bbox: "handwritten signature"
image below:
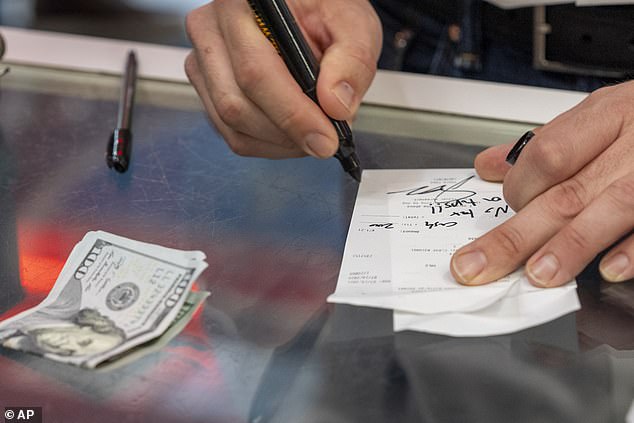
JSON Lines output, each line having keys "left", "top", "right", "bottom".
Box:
{"left": 369, "top": 223, "right": 394, "bottom": 229}
{"left": 386, "top": 175, "right": 477, "bottom": 204}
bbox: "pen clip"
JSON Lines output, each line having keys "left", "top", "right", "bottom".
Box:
{"left": 247, "top": 0, "right": 280, "bottom": 54}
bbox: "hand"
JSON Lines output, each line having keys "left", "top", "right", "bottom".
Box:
{"left": 185, "top": 0, "right": 382, "bottom": 158}
{"left": 451, "top": 81, "right": 634, "bottom": 287}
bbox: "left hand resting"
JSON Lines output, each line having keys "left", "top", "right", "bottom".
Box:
{"left": 451, "top": 81, "right": 634, "bottom": 287}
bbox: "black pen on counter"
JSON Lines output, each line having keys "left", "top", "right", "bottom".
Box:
{"left": 107, "top": 50, "right": 137, "bottom": 173}
{"left": 0, "top": 31, "right": 8, "bottom": 78}
{"left": 246, "top": 0, "right": 362, "bottom": 182}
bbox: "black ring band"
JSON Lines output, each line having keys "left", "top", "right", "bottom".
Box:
{"left": 506, "top": 130, "right": 535, "bottom": 165}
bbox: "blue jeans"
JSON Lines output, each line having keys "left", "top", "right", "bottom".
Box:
{"left": 373, "top": 2, "right": 616, "bottom": 92}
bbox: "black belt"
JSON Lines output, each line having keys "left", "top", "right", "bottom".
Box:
{"left": 372, "top": 0, "right": 634, "bottom": 77}
{"left": 535, "top": 5, "right": 634, "bottom": 77}
{"left": 485, "top": 4, "right": 634, "bottom": 76}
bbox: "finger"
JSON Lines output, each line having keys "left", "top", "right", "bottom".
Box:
{"left": 450, "top": 196, "right": 563, "bottom": 286}
{"left": 473, "top": 143, "right": 514, "bottom": 182}
{"left": 315, "top": 0, "right": 382, "bottom": 120}
{"left": 202, "top": 92, "right": 306, "bottom": 158}
{"left": 451, "top": 160, "right": 600, "bottom": 285}
{"left": 185, "top": 52, "right": 305, "bottom": 158}
{"left": 502, "top": 88, "right": 625, "bottom": 210}
{"left": 454, "top": 129, "right": 634, "bottom": 286}
{"left": 185, "top": 5, "right": 295, "bottom": 150}
{"left": 600, "top": 231, "right": 634, "bottom": 283}
{"left": 523, "top": 172, "right": 634, "bottom": 287}
{"left": 218, "top": 0, "right": 339, "bottom": 158}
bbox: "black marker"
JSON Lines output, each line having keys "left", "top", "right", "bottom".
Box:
{"left": 107, "top": 50, "right": 137, "bottom": 173}
{"left": 247, "top": 0, "right": 362, "bottom": 182}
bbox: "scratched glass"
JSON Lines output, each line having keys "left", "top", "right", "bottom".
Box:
{"left": 0, "top": 56, "right": 633, "bottom": 423}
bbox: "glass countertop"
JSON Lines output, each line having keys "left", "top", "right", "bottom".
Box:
{"left": 0, "top": 63, "right": 632, "bottom": 423}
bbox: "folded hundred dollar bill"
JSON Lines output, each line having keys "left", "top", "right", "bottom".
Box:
{"left": 0, "top": 231, "right": 208, "bottom": 368}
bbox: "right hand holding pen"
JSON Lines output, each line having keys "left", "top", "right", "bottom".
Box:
{"left": 185, "top": 0, "right": 382, "bottom": 159}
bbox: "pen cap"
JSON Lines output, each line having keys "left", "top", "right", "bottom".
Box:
{"left": 106, "top": 128, "right": 132, "bottom": 173}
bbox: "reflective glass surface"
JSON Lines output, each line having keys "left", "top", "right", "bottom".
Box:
{"left": 0, "top": 66, "right": 633, "bottom": 423}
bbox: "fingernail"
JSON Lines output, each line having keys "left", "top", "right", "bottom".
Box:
{"left": 305, "top": 133, "right": 335, "bottom": 158}
{"left": 332, "top": 81, "right": 355, "bottom": 111}
{"left": 452, "top": 250, "right": 487, "bottom": 284}
{"left": 600, "top": 253, "right": 630, "bottom": 282}
{"left": 527, "top": 253, "right": 559, "bottom": 287}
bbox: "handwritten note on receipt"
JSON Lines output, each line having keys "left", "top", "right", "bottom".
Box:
{"left": 328, "top": 169, "right": 580, "bottom": 336}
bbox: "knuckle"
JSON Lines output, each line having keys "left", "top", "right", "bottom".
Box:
{"left": 345, "top": 43, "right": 378, "bottom": 81}
{"left": 502, "top": 192, "right": 518, "bottom": 211}
{"left": 226, "top": 136, "right": 253, "bottom": 157}
{"left": 369, "top": 9, "right": 383, "bottom": 34}
{"left": 184, "top": 8, "right": 204, "bottom": 42}
{"left": 589, "top": 85, "right": 612, "bottom": 100}
{"left": 586, "top": 86, "right": 628, "bottom": 121}
{"left": 185, "top": 5, "right": 221, "bottom": 54}
{"left": 234, "top": 61, "right": 266, "bottom": 96}
{"left": 545, "top": 179, "right": 587, "bottom": 220}
{"left": 215, "top": 93, "right": 246, "bottom": 127}
{"left": 595, "top": 92, "right": 626, "bottom": 118}
{"left": 490, "top": 224, "right": 526, "bottom": 258}
{"left": 601, "top": 95, "right": 632, "bottom": 127}
{"left": 529, "top": 139, "right": 569, "bottom": 181}
{"left": 275, "top": 106, "right": 303, "bottom": 133}
{"left": 605, "top": 176, "right": 634, "bottom": 209}
{"left": 277, "top": 136, "right": 297, "bottom": 150}
{"left": 184, "top": 53, "right": 197, "bottom": 81}
{"left": 502, "top": 180, "right": 524, "bottom": 211}
{"left": 562, "top": 224, "right": 592, "bottom": 252}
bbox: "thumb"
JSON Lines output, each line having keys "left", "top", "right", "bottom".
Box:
{"left": 316, "top": 0, "right": 382, "bottom": 121}
{"left": 474, "top": 143, "right": 514, "bottom": 182}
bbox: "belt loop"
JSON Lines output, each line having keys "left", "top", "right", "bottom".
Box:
{"left": 454, "top": 0, "right": 483, "bottom": 73}
{"left": 390, "top": 28, "right": 415, "bottom": 71}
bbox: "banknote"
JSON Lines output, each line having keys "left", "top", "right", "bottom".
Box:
{"left": 0, "top": 231, "right": 208, "bottom": 368}
{"left": 96, "top": 290, "right": 210, "bottom": 371}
